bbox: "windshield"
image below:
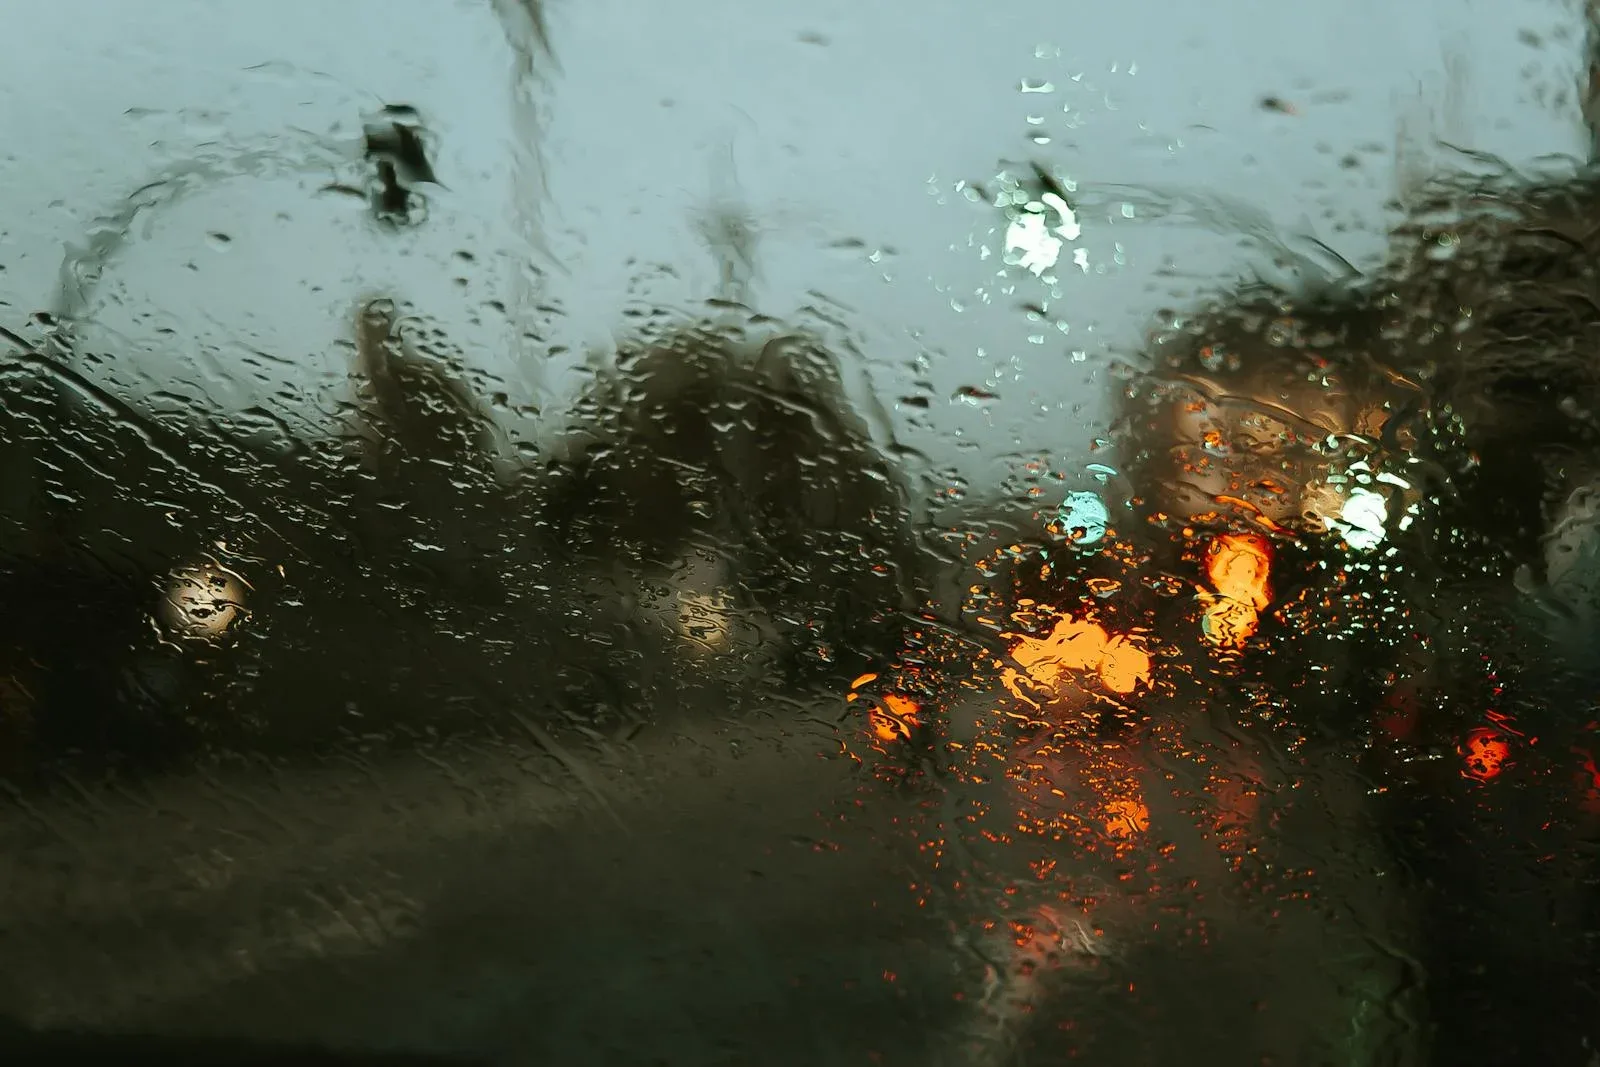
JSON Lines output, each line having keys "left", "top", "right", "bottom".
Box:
{"left": 1, "top": 2, "right": 1597, "bottom": 1065}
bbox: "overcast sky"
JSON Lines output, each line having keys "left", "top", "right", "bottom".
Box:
{"left": 0, "top": 0, "right": 1587, "bottom": 495}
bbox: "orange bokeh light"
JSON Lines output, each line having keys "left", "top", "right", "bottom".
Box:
{"left": 1199, "top": 533, "right": 1273, "bottom": 649}
{"left": 1001, "top": 612, "right": 1153, "bottom": 705}
{"left": 1460, "top": 727, "right": 1510, "bottom": 781}
{"left": 1204, "top": 533, "right": 1272, "bottom": 609}
{"left": 1102, "top": 796, "right": 1152, "bottom": 839}
{"left": 870, "top": 693, "right": 922, "bottom": 743}
{"left": 1199, "top": 595, "right": 1260, "bottom": 648}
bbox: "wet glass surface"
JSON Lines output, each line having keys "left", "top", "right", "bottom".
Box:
{"left": 2, "top": 2, "right": 1599, "bottom": 1064}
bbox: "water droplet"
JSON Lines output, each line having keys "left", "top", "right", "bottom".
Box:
{"left": 1052, "top": 490, "right": 1108, "bottom": 547}
{"left": 159, "top": 563, "right": 247, "bottom": 641}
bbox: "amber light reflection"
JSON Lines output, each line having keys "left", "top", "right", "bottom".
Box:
{"left": 1000, "top": 612, "right": 1152, "bottom": 707}
{"left": 847, "top": 673, "right": 924, "bottom": 745}
{"left": 857, "top": 531, "right": 1277, "bottom": 852}
{"left": 850, "top": 526, "right": 1296, "bottom": 1014}
{"left": 872, "top": 692, "right": 922, "bottom": 743}
{"left": 1198, "top": 533, "right": 1273, "bottom": 649}
{"left": 997, "top": 612, "right": 1159, "bottom": 847}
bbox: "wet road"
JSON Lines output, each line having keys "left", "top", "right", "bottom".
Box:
{"left": 0, "top": 709, "right": 965, "bottom": 1065}
{"left": 0, "top": 676, "right": 1436, "bottom": 1067}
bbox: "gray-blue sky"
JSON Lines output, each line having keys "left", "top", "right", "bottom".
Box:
{"left": 0, "top": 0, "right": 1585, "bottom": 492}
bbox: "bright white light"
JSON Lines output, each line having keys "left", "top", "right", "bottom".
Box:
{"left": 1054, "top": 490, "right": 1108, "bottom": 547}
{"left": 1004, "top": 192, "right": 1082, "bottom": 276}
{"left": 1329, "top": 488, "right": 1388, "bottom": 552}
